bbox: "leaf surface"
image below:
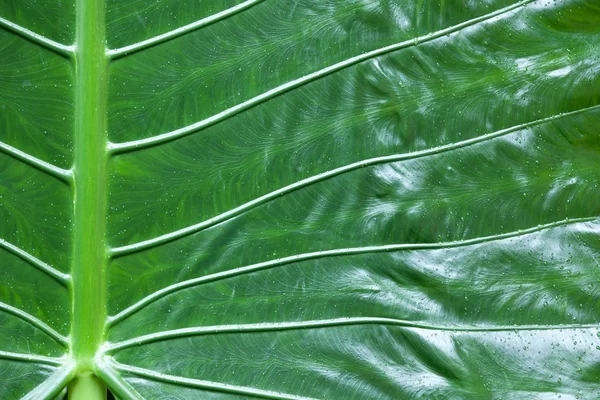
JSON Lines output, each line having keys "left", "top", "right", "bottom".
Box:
{"left": 1, "top": 0, "right": 600, "bottom": 398}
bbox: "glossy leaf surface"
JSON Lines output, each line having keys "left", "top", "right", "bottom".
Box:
{"left": 1, "top": 0, "right": 600, "bottom": 398}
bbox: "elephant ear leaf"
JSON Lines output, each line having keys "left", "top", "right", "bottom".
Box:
{"left": 1, "top": 0, "right": 600, "bottom": 399}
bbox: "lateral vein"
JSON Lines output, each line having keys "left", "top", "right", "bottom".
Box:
{"left": 106, "top": 216, "right": 597, "bottom": 326}
{"left": 0, "top": 302, "right": 69, "bottom": 346}
{"left": 108, "top": 359, "right": 317, "bottom": 400}
{"left": 21, "top": 361, "right": 76, "bottom": 400}
{"left": 108, "top": 0, "right": 535, "bottom": 153}
{"left": 107, "top": 0, "right": 266, "bottom": 60}
{"left": 106, "top": 318, "right": 600, "bottom": 352}
{"left": 0, "top": 140, "right": 73, "bottom": 184}
{"left": 94, "top": 357, "right": 144, "bottom": 400}
{"left": 0, "top": 238, "right": 70, "bottom": 285}
{"left": 0, "top": 16, "right": 74, "bottom": 57}
{"left": 109, "top": 104, "right": 600, "bottom": 258}
{"left": 0, "top": 350, "right": 64, "bottom": 366}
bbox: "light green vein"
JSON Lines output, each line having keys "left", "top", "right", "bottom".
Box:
{"left": 105, "top": 318, "right": 600, "bottom": 352}
{"left": 0, "top": 140, "right": 73, "bottom": 184}
{"left": 107, "top": 359, "right": 317, "bottom": 400}
{"left": 107, "top": 0, "right": 535, "bottom": 154}
{"left": 109, "top": 103, "right": 600, "bottom": 258}
{"left": 0, "top": 350, "right": 64, "bottom": 366}
{"left": 22, "top": 361, "right": 76, "bottom": 400}
{"left": 106, "top": 216, "right": 597, "bottom": 326}
{"left": 94, "top": 357, "right": 144, "bottom": 400}
{"left": 106, "top": 0, "right": 266, "bottom": 60}
{"left": 0, "top": 16, "right": 74, "bottom": 57}
{"left": 0, "top": 302, "right": 68, "bottom": 346}
{"left": 0, "top": 238, "right": 71, "bottom": 285}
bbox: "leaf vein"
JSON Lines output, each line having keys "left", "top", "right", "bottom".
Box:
{"left": 0, "top": 302, "right": 69, "bottom": 347}
{"left": 106, "top": 216, "right": 597, "bottom": 326}
{"left": 106, "top": 0, "right": 266, "bottom": 60}
{"left": 0, "top": 140, "right": 73, "bottom": 184}
{"left": 95, "top": 358, "right": 144, "bottom": 400}
{"left": 107, "top": 0, "right": 535, "bottom": 153}
{"left": 106, "top": 318, "right": 600, "bottom": 352}
{"left": 109, "top": 104, "right": 600, "bottom": 258}
{"left": 0, "top": 16, "right": 74, "bottom": 57}
{"left": 107, "top": 359, "right": 317, "bottom": 400}
{"left": 21, "top": 362, "right": 76, "bottom": 400}
{"left": 0, "top": 350, "right": 64, "bottom": 366}
{"left": 0, "top": 238, "right": 71, "bottom": 285}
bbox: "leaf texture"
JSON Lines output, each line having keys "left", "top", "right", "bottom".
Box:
{"left": 1, "top": 0, "right": 600, "bottom": 398}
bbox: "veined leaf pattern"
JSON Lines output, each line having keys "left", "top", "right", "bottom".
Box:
{"left": 1, "top": 0, "right": 599, "bottom": 398}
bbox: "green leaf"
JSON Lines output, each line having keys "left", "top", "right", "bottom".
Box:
{"left": 1, "top": 0, "right": 600, "bottom": 398}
